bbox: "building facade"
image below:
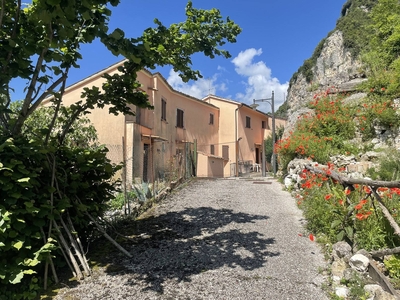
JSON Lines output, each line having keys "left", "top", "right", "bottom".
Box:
{"left": 50, "top": 61, "right": 286, "bottom": 183}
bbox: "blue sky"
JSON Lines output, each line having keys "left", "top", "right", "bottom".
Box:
{"left": 12, "top": 0, "right": 347, "bottom": 112}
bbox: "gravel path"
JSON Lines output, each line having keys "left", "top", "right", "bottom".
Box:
{"left": 55, "top": 178, "right": 328, "bottom": 300}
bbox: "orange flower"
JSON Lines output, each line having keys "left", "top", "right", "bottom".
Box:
{"left": 309, "top": 234, "right": 315, "bottom": 241}
{"left": 363, "top": 186, "right": 371, "bottom": 194}
{"left": 356, "top": 213, "right": 364, "bottom": 220}
{"left": 339, "top": 199, "right": 344, "bottom": 205}
{"left": 355, "top": 204, "right": 363, "bottom": 210}
{"left": 356, "top": 212, "right": 372, "bottom": 220}
{"left": 390, "top": 188, "right": 400, "bottom": 195}
{"left": 345, "top": 188, "right": 351, "bottom": 196}
{"left": 355, "top": 199, "right": 367, "bottom": 210}
{"left": 325, "top": 194, "right": 332, "bottom": 200}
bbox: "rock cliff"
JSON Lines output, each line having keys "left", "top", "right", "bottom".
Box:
{"left": 287, "top": 30, "right": 364, "bottom": 116}
{"left": 284, "top": 0, "right": 377, "bottom": 137}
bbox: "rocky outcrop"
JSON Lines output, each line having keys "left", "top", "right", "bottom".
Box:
{"left": 284, "top": 30, "right": 365, "bottom": 140}
{"left": 329, "top": 241, "right": 399, "bottom": 300}
{"left": 287, "top": 31, "right": 364, "bottom": 115}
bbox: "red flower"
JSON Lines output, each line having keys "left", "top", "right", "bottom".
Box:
{"left": 356, "top": 211, "right": 372, "bottom": 220}
{"left": 355, "top": 204, "right": 363, "bottom": 210}
{"left": 325, "top": 194, "right": 332, "bottom": 200}
{"left": 309, "top": 234, "right": 315, "bottom": 242}
{"left": 345, "top": 188, "right": 351, "bottom": 196}
{"left": 356, "top": 213, "right": 364, "bottom": 220}
{"left": 390, "top": 188, "right": 400, "bottom": 195}
{"left": 363, "top": 186, "right": 372, "bottom": 194}
{"left": 339, "top": 199, "right": 344, "bottom": 206}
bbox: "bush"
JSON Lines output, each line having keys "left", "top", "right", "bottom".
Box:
{"left": 0, "top": 137, "right": 119, "bottom": 298}
{"left": 276, "top": 93, "right": 356, "bottom": 171}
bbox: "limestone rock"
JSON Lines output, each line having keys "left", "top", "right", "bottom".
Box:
{"left": 365, "top": 284, "right": 398, "bottom": 300}
{"left": 335, "top": 286, "right": 350, "bottom": 298}
{"left": 332, "top": 241, "right": 352, "bottom": 260}
{"left": 349, "top": 254, "right": 370, "bottom": 273}
{"left": 331, "top": 259, "right": 348, "bottom": 282}
{"left": 375, "top": 289, "right": 398, "bottom": 300}
{"left": 286, "top": 30, "right": 363, "bottom": 117}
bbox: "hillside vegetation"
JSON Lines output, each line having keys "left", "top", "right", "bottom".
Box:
{"left": 290, "top": 0, "right": 376, "bottom": 87}
{"left": 278, "top": 0, "right": 400, "bottom": 292}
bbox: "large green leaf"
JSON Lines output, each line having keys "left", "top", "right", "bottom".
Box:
{"left": 12, "top": 241, "right": 24, "bottom": 250}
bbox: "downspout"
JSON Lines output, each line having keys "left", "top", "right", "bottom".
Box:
{"left": 235, "top": 104, "right": 243, "bottom": 177}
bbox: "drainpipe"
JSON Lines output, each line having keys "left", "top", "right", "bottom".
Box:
{"left": 235, "top": 104, "right": 243, "bottom": 177}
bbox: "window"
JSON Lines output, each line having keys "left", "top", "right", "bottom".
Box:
{"left": 222, "top": 145, "right": 229, "bottom": 160}
{"left": 210, "top": 145, "right": 215, "bottom": 155}
{"left": 209, "top": 113, "right": 214, "bottom": 125}
{"left": 176, "top": 109, "right": 184, "bottom": 128}
{"left": 246, "top": 116, "right": 251, "bottom": 128}
{"left": 262, "top": 120, "right": 266, "bottom": 129}
{"left": 161, "top": 99, "right": 167, "bottom": 121}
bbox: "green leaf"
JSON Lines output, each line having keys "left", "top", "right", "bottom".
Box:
{"left": 17, "top": 177, "right": 30, "bottom": 183}
{"left": 23, "top": 258, "right": 40, "bottom": 267}
{"left": 9, "top": 272, "right": 24, "bottom": 284}
{"left": 110, "top": 28, "right": 124, "bottom": 40}
{"left": 82, "top": 11, "right": 92, "bottom": 21}
{"left": 129, "top": 55, "right": 141, "bottom": 64}
{"left": 157, "top": 44, "right": 165, "bottom": 52}
{"left": 331, "top": 220, "right": 342, "bottom": 228}
{"left": 13, "top": 241, "right": 24, "bottom": 250}
{"left": 345, "top": 226, "right": 354, "bottom": 238}
{"left": 8, "top": 40, "right": 17, "bottom": 47}
{"left": 337, "top": 230, "right": 345, "bottom": 241}
{"left": 47, "top": 0, "right": 61, "bottom": 6}
{"left": 24, "top": 202, "right": 33, "bottom": 208}
{"left": 8, "top": 230, "right": 17, "bottom": 238}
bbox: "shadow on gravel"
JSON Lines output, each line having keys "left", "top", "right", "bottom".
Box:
{"left": 103, "top": 206, "right": 279, "bottom": 294}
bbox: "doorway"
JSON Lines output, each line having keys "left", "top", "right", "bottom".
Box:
{"left": 255, "top": 147, "right": 260, "bottom": 164}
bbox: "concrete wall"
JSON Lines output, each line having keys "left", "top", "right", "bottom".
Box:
{"left": 197, "top": 152, "right": 224, "bottom": 178}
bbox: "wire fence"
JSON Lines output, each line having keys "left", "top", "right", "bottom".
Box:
{"left": 104, "top": 140, "right": 195, "bottom": 215}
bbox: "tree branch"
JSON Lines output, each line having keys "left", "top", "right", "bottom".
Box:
{"left": 44, "top": 68, "right": 69, "bottom": 145}
{"left": 305, "top": 164, "right": 400, "bottom": 188}
{"left": 370, "top": 246, "right": 400, "bottom": 258}
{"left": 0, "top": 0, "right": 5, "bottom": 29}
{"left": 77, "top": 198, "right": 132, "bottom": 258}
{"left": 53, "top": 220, "right": 83, "bottom": 280}
{"left": 371, "top": 188, "right": 400, "bottom": 237}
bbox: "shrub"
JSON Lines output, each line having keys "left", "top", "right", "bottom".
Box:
{"left": 276, "top": 93, "right": 356, "bottom": 171}
{"left": 0, "top": 137, "right": 119, "bottom": 298}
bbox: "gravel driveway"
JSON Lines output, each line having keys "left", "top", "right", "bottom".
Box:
{"left": 55, "top": 178, "right": 328, "bottom": 300}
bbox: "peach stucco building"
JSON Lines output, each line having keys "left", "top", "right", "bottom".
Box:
{"left": 51, "top": 61, "right": 286, "bottom": 182}
{"left": 203, "top": 95, "right": 286, "bottom": 177}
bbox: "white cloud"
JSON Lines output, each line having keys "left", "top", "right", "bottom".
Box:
{"left": 217, "top": 65, "right": 226, "bottom": 72}
{"left": 232, "top": 48, "right": 289, "bottom": 112}
{"left": 166, "top": 69, "right": 224, "bottom": 99}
